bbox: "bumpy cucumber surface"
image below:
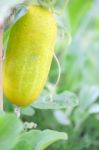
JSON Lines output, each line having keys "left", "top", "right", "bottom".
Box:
{"left": 3, "top": 5, "right": 57, "bottom": 106}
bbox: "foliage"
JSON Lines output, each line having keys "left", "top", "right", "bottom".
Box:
{"left": 0, "top": 113, "right": 67, "bottom": 150}
{"left": 0, "top": 0, "right": 99, "bottom": 150}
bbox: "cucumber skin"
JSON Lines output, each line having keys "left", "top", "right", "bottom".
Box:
{"left": 3, "top": 5, "right": 57, "bottom": 106}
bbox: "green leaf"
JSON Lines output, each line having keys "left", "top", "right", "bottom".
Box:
{"left": 3, "top": 95, "right": 14, "bottom": 112}
{"left": 32, "top": 90, "right": 78, "bottom": 109}
{"left": 79, "top": 85, "right": 99, "bottom": 109}
{"left": 21, "top": 107, "right": 35, "bottom": 116}
{"left": 0, "top": 0, "right": 24, "bottom": 7}
{"left": 0, "top": 0, "right": 25, "bottom": 22}
{"left": 89, "top": 103, "right": 99, "bottom": 114}
{"left": 68, "top": 0, "right": 93, "bottom": 34}
{"left": 73, "top": 85, "right": 99, "bottom": 127}
{"left": 0, "top": 110, "right": 5, "bottom": 115}
{"left": 12, "top": 129, "right": 68, "bottom": 150}
{"left": 0, "top": 113, "right": 23, "bottom": 150}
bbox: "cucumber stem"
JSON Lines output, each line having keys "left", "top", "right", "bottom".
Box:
{"left": 0, "top": 23, "right": 3, "bottom": 110}
{"left": 14, "top": 106, "right": 21, "bottom": 118}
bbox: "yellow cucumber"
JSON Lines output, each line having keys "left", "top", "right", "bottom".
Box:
{"left": 3, "top": 5, "right": 57, "bottom": 106}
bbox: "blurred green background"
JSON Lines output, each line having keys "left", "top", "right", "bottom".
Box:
{"left": 3, "top": 0, "right": 99, "bottom": 150}
{"left": 34, "top": 0, "right": 99, "bottom": 149}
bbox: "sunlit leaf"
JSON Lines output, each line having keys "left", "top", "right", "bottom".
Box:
{"left": 0, "top": 0, "right": 24, "bottom": 7}
{"left": 32, "top": 90, "right": 78, "bottom": 109}
{"left": 21, "top": 107, "right": 35, "bottom": 116}
{"left": 12, "top": 129, "right": 68, "bottom": 150}
{"left": 73, "top": 85, "right": 99, "bottom": 127}
{"left": 89, "top": 103, "right": 99, "bottom": 114}
{"left": 79, "top": 85, "right": 99, "bottom": 109}
{"left": 0, "top": 113, "right": 23, "bottom": 150}
{"left": 68, "top": 0, "right": 93, "bottom": 34}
